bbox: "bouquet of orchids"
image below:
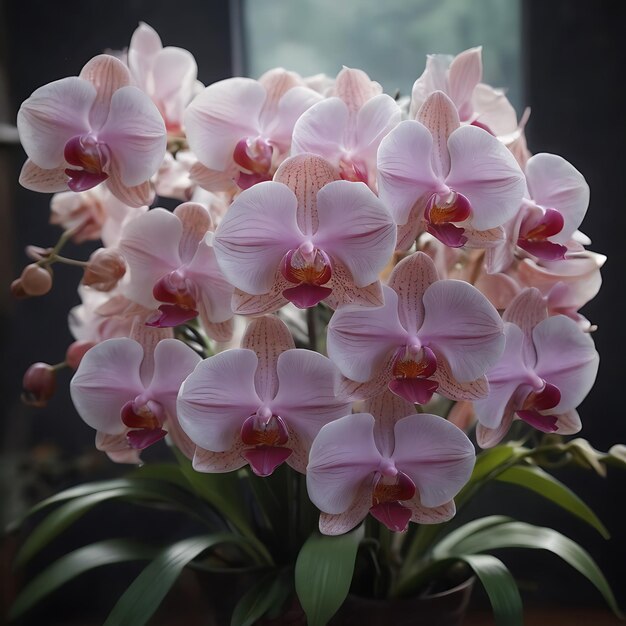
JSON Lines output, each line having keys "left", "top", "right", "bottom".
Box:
{"left": 9, "top": 23, "right": 626, "bottom": 626}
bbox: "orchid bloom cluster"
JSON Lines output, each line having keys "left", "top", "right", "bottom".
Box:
{"left": 14, "top": 25, "right": 602, "bottom": 537}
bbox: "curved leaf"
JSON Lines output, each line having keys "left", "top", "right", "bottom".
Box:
{"left": 450, "top": 521, "right": 623, "bottom": 618}
{"left": 9, "top": 540, "right": 155, "bottom": 620}
{"left": 460, "top": 554, "right": 523, "bottom": 626}
{"left": 496, "top": 465, "right": 610, "bottom": 538}
{"left": 103, "top": 534, "right": 253, "bottom": 626}
{"left": 433, "top": 515, "right": 513, "bottom": 559}
{"left": 231, "top": 569, "right": 291, "bottom": 626}
{"left": 295, "top": 525, "right": 364, "bottom": 626}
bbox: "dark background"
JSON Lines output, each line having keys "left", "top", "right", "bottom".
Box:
{"left": 1, "top": 0, "right": 625, "bottom": 623}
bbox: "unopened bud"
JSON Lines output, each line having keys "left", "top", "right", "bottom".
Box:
{"left": 22, "top": 362, "right": 57, "bottom": 407}
{"left": 82, "top": 248, "right": 126, "bottom": 291}
{"left": 65, "top": 340, "right": 96, "bottom": 370}
{"left": 10, "top": 278, "right": 27, "bottom": 298}
{"left": 19, "top": 264, "right": 53, "bottom": 296}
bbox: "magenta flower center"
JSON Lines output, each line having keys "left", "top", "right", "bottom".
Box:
{"left": 424, "top": 190, "right": 471, "bottom": 248}
{"left": 147, "top": 270, "right": 199, "bottom": 328}
{"left": 233, "top": 137, "right": 274, "bottom": 190}
{"left": 388, "top": 345, "right": 439, "bottom": 404}
{"left": 121, "top": 399, "right": 167, "bottom": 449}
{"left": 64, "top": 134, "right": 110, "bottom": 192}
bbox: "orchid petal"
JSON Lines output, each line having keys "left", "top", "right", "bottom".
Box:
{"left": 273, "top": 349, "right": 352, "bottom": 444}
{"left": 284, "top": 424, "right": 309, "bottom": 474}
{"left": 177, "top": 349, "right": 261, "bottom": 452}
{"left": 184, "top": 78, "right": 265, "bottom": 170}
{"left": 353, "top": 94, "right": 402, "bottom": 163}
{"left": 323, "top": 261, "right": 384, "bottom": 309}
{"left": 365, "top": 388, "right": 416, "bottom": 457}
{"left": 17, "top": 77, "right": 95, "bottom": 169}
{"left": 476, "top": 411, "right": 515, "bottom": 448}
{"left": 525, "top": 153, "right": 589, "bottom": 244}
{"left": 314, "top": 180, "right": 396, "bottom": 286}
{"left": 418, "top": 280, "right": 504, "bottom": 382}
{"left": 446, "top": 125, "right": 525, "bottom": 230}
{"left": 432, "top": 354, "right": 489, "bottom": 402}
{"left": 319, "top": 478, "right": 376, "bottom": 535}
{"left": 96, "top": 431, "right": 142, "bottom": 465}
{"left": 392, "top": 413, "right": 475, "bottom": 508}
{"left": 173, "top": 202, "right": 213, "bottom": 264}
{"left": 193, "top": 440, "right": 248, "bottom": 473}
{"left": 533, "top": 316, "right": 599, "bottom": 411}
{"left": 70, "top": 338, "right": 144, "bottom": 434}
{"left": 556, "top": 409, "right": 582, "bottom": 435}
{"left": 231, "top": 283, "right": 289, "bottom": 316}
{"left": 269, "top": 85, "right": 324, "bottom": 148}
{"left": 214, "top": 181, "right": 303, "bottom": 295}
{"left": 307, "top": 413, "right": 382, "bottom": 515}
{"left": 99, "top": 86, "right": 166, "bottom": 187}
{"left": 448, "top": 46, "right": 482, "bottom": 118}
{"left": 19, "top": 160, "right": 69, "bottom": 192}
{"left": 377, "top": 120, "right": 439, "bottom": 225}
{"left": 327, "top": 286, "right": 407, "bottom": 383}
{"left": 407, "top": 497, "right": 456, "bottom": 524}
{"left": 503, "top": 287, "right": 547, "bottom": 364}
{"left": 128, "top": 22, "right": 163, "bottom": 88}
{"left": 333, "top": 67, "right": 382, "bottom": 111}
{"left": 105, "top": 158, "right": 155, "bottom": 207}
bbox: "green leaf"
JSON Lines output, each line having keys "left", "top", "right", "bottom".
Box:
{"left": 230, "top": 569, "right": 292, "bottom": 626}
{"left": 496, "top": 465, "right": 610, "bottom": 538}
{"left": 460, "top": 554, "right": 523, "bottom": 626}
{"left": 471, "top": 445, "right": 523, "bottom": 483}
{"left": 449, "top": 521, "right": 623, "bottom": 618}
{"left": 103, "top": 534, "right": 250, "bottom": 626}
{"left": 432, "top": 516, "right": 513, "bottom": 560}
{"left": 295, "top": 525, "right": 364, "bottom": 626}
{"left": 130, "top": 463, "right": 190, "bottom": 490}
{"left": 9, "top": 540, "right": 154, "bottom": 620}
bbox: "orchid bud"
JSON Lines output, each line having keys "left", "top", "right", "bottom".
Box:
{"left": 82, "top": 248, "right": 126, "bottom": 291}
{"left": 65, "top": 340, "right": 96, "bottom": 370}
{"left": 10, "top": 278, "right": 27, "bottom": 299}
{"left": 19, "top": 263, "right": 53, "bottom": 296}
{"left": 22, "top": 362, "right": 57, "bottom": 407}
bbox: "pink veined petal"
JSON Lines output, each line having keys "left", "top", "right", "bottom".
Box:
{"left": 418, "top": 279, "right": 505, "bottom": 382}
{"left": 432, "top": 354, "right": 489, "bottom": 402}
{"left": 184, "top": 78, "right": 266, "bottom": 171}
{"left": 446, "top": 125, "right": 526, "bottom": 231}
{"left": 128, "top": 22, "right": 162, "bottom": 82}
{"left": 448, "top": 46, "right": 482, "bottom": 119}
{"left": 503, "top": 287, "right": 547, "bottom": 365}
{"left": 388, "top": 251, "right": 439, "bottom": 334}
{"left": 99, "top": 86, "right": 166, "bottom": 186}
{"left": 176, "top": 349, "right": 261, "bottom": 452}
{"left": 70, "top": 338, "right": 145, "bottom": 434}
{"left": 472, "top": 83, "right": 518, "bottom": 137}
{"left": 193, "top": 440, "right": 248, "bottom": 473}
{"left": 258, "top": 68, "right": 302, "bottom": 122}
{"left": 364, "top": 388, "right": 416, "bottom": 457}
{"left": 318, "top": 478, "right": 376, "bottom": 536}
{"left": 476, "top": 410, "right": 515, "bottom": 449}
{"left": 284, "top": 424, "right": 309, "bottom": 474}
{"left": 17, "top": 77, "right": 95, "bottom": 169}
{"left": 525, "top": 153, "right": 589, "bottom": 244}
{"left": 353, "top": 94, "right": 402, "bottom": 163}
{"left": 95, "top": 431, "right": 142, "bottom": 465}
{"left": 555, "top": 409, "right": 582, "bottom": 435}
{"left": 307, "top": 413, "right": 383, "bottom": 515}
{"left": 231, "top": 277, "right": 290, "bottom": 316}
{"left": 406, "top": 496, "right": 456, "bottom": 524}
{"left": 327, "top": 286, "right": 408, "bottom": 383}
{"left": 415, "top": 91, "right": 460, "bottom": 179}
{"left": 377, "top": 120, "right": 440, "bottom": 225}
{"left": 105, "top": 158, "right": 155, "bottom": 207}
{"left": 473, "top": 323, "right": 527, "bottom": 429}
{"left": 333, "top": 67, "right": 382, "bottom": 111}
{"left": 214, "top": 182, "right": 303, "bottom": 294}
{"left": 19, "top": 160, "right": 69, "bottom": 192}
{"left": 392, "top": 413, "right": 475, "bottom": 508}
{"left": 118, "top": 208, "right": 183, "bottom": 308}
{"left": 272, "top": 349, "right": 352, "bottom": 444}
{"left": 173, "top": 202, "right": 213, "bottom": 264}
{"left": 242, "top": 315, "right": 295, "bottom": 401}
{"left": 410, "top": 53, "right": 451, "bottom": 119}
{"left": 291, "top": 97, "right": 348, "bottom": 163}
{"left": 314, "top": 180, "right": 396, "bottom": 287}
{"left": 186, "top": 232, "right": 235, "bottom": 324}
{"left": 532, "top": 315, "right": 599, "bottom": 412}
{"left": 324, "top": 261, "right": 384, "bottom": 309}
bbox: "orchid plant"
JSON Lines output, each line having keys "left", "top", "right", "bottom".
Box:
{"left": 8, "top": 24, "right": 626, "bottom": 626}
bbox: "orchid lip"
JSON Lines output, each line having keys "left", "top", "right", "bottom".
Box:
{"left": 240, "top": 413, "right": 289, "bottom": 447}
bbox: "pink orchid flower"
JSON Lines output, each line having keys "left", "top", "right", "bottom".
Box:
{"left": 176, "top": 315, "right": 351, "bottom": 477}
{"left": 213, "top": 154, "right": 396, "bottom": 314}
{"left": 118, "top": 202, "right": 234, "bottom": 340}
{"left": 127, "top": 22, "right": 200, "bottom": 135}
{"left": 184, "top": 69, "right": 322, "bottom": 190}
{"left": 327, "top": 252, "right": 504, "bottom": 404}
{"left": 486, "top": 153, "right": 590, "bottom": 272}
{"left": 473, "top": 288, "right": 599, "bottom": 448}
{"left": 377, "top": 91, "right": 525, "bottom": 249}
{"left": 291, "top": 67, "right": 401, "bottom": 188}
{"left": 18, "top": 54, "right": 166, "bottom": 207}
{"left": 70, "top": 324, "right": 201, "bottom": 461}
{"left": 307, "top": 391, "right": 475, "bottom": 535}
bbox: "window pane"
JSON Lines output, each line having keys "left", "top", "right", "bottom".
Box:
{"left": 243, "top": 0, "right": 522, "bottom": 111}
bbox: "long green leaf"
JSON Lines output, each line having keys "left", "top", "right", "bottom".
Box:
{"left": 295, "top": 525, "right": 364, "bottom": 626}
{"left": 9, "top": 540, "right": 154, "bottom": 620}
{"left": 103, "top": 534, "right": 249, "bottom": 626}
{"left": 230, "top": 570, "right": 291, "bottom": 626}
{"left": 432, "top": 516, "right": 513, "bottom": 560}
{"left": 450, "top": 521, "right": 623, "bottom": 618}
{"left": 496, "top": 465, "right": 610, "bottom": 538}
{"left": 460, "top": 554, "right": 523, "bottom": 626}
{"left": 471, "top": 445, "right": 524, "bottom": 483}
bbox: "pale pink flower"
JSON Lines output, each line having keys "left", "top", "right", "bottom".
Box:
{"left": 307, "top": 390, "right": 475, "bottom": 535}
{"left": 185, "top": 68, "right": 322, "bottom": 191}
{"left": 70, "top": 325, "right": 201, "bottom": 461}
{"left": 118, "top": 202, "right": 234, "bottom": 340}
{"left": 327, "top": 252, "right": 504, "bottom": 404}
{"left": 378, "top": 91, "right": 525, "bottom": 250}
{"left": 291, "top": 67, "right": 401, "bottom": 188}
{"left": 213, "top": 154, "right": 396, "bottom": 314}
{"left": 474, "top": 288, "right": 599, "bottom": 448}
{"left": 486, "top": 153, "right": 590, "bottom": 273}
{"left": 177, "top": 316, "right": 351, "bottom": 477}
{"left": 18, "top": 54, "right": 166, "bottom": 207}
{"left": 127, "top": 22, "right": 200, "bottom": 134}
